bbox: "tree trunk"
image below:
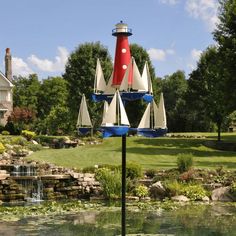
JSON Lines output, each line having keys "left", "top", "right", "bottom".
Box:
{"left": 217, "top": 121, "right": 221, "bottom": 142}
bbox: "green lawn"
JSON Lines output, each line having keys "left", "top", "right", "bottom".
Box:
{"left": 27, "top": 133, "right": 236, "bottom": 170}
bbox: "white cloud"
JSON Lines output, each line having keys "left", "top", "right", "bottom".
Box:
{"left": 12, "top": 57, "right": 34, "bottom": 76}
{"left": 148, "top": 48, "right": 166, "bottom": 61}
{"left": 185, "top": 0, "right": 219, "bottom": 31}
{"left": 191, "top": 48, "right": 202, "bottom": 61}
{"left": 28, "top": 46, "right": 69, "bottom": 72}
{"left": 148, "top": 48, "right": 176, "bottom": 61}
{"left": 187, "top": 48, "right": 203, "bottom": 70}
{"left": 159, "top": 0, "right": 179, "bottom": 5}
{"left": 166, "top": 49, "right": 175, "bottom": 55}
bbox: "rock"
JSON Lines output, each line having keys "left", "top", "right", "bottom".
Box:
{"left": 28, "top": 151, "right": 34, "bottom": 156}
{"left": 70, "top": 172, "right": 84, "bottom": 179}
{"left": 2, "top": 152, "right": 10, "bottom": 159}
{"left": 140, "top": 196, "right": 151, "bottom": 201}
{"left": 149, "top": 181, "right": 167, "bottom": 199}
{"left": 201, "top": 196, "right": 210, "bottom": 202}
{"left": 126, "top": 196, "right": 139, "bottom": 201}
{"left": 171, "top": 195, "right": 190, "bottom": 202}
{"left": 4, "top": 144, "right": 13, "bottom": 150}
{"left": 84, "top": 173, "right": 94, "bottom": 178}
{"left": 31, "top": 140, "right": 38, "bottom": 145}
{"left": 211, "top": 186, "right": 235, "bottom": 202}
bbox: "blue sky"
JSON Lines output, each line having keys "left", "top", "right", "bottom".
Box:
{"left": 0, "top": 0, "right": 219, "bottom": 79}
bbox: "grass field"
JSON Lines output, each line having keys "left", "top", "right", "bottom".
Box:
{"left": 27, "top": 133, "right": 236, "bottom": 170}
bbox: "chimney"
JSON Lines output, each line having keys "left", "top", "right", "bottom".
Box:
{"left": 5, "top": 48, "right": 12, "bottom": 81}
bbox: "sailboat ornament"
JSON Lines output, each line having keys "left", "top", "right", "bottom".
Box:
{"left": 137, "top": 93, "right": 167, "bottom": 137}
{"left": 101, "top": 91, "right": 130, "bottom": 138}
{"left": 76, "top": 94, "right": 93, "bottom": 135}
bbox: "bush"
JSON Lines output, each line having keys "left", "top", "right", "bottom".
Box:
{"left": 164, "top": 180, "right": 183, "bottom": 197}
{"left": 145, "top": 169, "right": 157, "bottom": 178}
{"left": 230, "top": 182, "right": 236, "bottom": 198}
{"left": 135, "top": 185, "right": 149, "bottom": 198}
{"left": 1, "top": 130, "right": 10, "bottom": 135}
{"left": 118, "top": 162, "right": 142, "bottom": 180}
{"left": 177, "top": 153, "right": 193, "bottom": 173}
{"left": 21, "top": 130, "right": 36, "bottom": 141}
{"left": 27, "top": 144, "right": 43, "bottom": 152}
{"left": 164, "top": 180, "right": 207, "bottom": 200}
{"left": 182, "top": 184, "right": 207, "bottom": 201}
{"left": 0, "top": 142, "right": 5, "bottom": 154}
{"left": 95, "top": 168, "right": 121, "bottom": 199}
{"left": 11, "top": 136, "right": 28, "bottom": 146}
{"left": 83, "top": 166, "right": 97, "bottom": 173}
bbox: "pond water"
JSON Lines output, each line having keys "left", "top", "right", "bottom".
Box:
{"left": 0, "top": 203, "right": 236, "bottom": 236}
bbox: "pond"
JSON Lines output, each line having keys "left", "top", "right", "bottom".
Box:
{"left": 0, "top": 202, "right": 236, "bottom": 236}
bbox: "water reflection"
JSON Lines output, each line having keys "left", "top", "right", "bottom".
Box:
{"left": 0, "top": 204, "right": 236, "bottom": 236}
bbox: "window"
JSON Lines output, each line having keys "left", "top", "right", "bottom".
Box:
{"left": 0, "top": 90, "right": 8, "bottom": 102}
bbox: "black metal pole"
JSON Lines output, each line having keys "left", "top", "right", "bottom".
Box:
{"left": 121, "top": 134, "right": 126, "bottom": 236}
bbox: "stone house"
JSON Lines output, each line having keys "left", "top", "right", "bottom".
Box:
{"left": 0, "top": 48, "right": 13, "bottom": 126}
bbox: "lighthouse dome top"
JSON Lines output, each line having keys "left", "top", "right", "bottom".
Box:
{"left": 112, "top": 21, "right": 132, "bottom": 36}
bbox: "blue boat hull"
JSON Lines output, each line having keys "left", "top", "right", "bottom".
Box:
{"left": 92, "top": 92, "right": 153, "bottom": 103}
{"left": 77, "top": 127, "right": 91, "bottom": 135}
{"left": 137, "top": 128, "right": 167, "bottom": 138}
{"left": 101, "top": 126, "right": 129, "bottom": 138}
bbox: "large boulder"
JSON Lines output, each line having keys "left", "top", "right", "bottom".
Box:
{"left": 171, "top": 195, "right": 190, "bottom": 202}
{"left": 211, "top": 186, "right": 236, "bottom": 202}
{"left": 149, "top": 181, "right": 167, "bottom": 199}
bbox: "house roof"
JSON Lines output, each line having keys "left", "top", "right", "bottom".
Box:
{"left": 0, "top": 71, "right": 13, "bottom": 88}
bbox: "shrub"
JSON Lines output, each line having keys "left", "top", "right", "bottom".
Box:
{"left": 230, "top": 182, "right": 236, "bottom": 198}
{"left": 83, "top": 166, "right": 97, "bottom": 173}
{"left": 27, "top": 144, "right": 43, "bottom": 152}
{"left": 177, "top": 153, "right": 193, "bottom": 173}
{"left": 145, "top": 169, "right": 157, "bottom": 178}
{"left": 164, "top": 180, "right": 183, "bottom": 197}
{"left": 164, "top": 180, "right": 207, "bottom": 200}
{"left": 11, "top": 136, "right": 28, "bottom": 146}
{"left": 182, "top": 184, "right": 207, "bottom": 201}
{"left": 1, "top": 130, "right": 10, "bottom": 135}
{"left": 21, "top": 130, "right": 36, "bottom": 141}
{"left": 179, "top": 169, "right": 195, "bottom": 182}
{"left": 135, "top": 185, "right": 149, "bottom": 198}
{"left": 0, "top": 142, "right": 5, "bottom": 154}
{"left": 95, "top": 168, "right": 121, "bottom": 199}
{"left": 118, "top": 162, "right": 142, "bottom": 180}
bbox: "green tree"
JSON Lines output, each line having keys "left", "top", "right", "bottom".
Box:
{"left": 187, "top": 46, "right": 227, "bottom": 141}
{"left": 13, "top": 74, "right": 41, "bottom": 112}
{"left": 161, "top": 70, "right": 188, "bottom": 132}
{"left": 37, "top": 76, "right": 69, "bottom": 118}
{"left": 213, "top": 0, "right": 236, "bottom": 112}
{"left": 63, "top": 42, "right": 113, "bottom": 129}
{"left": 45, "top": 105, "right": 71, "bottom": 135}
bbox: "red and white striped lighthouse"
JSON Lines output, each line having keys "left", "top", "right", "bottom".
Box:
{"left": 112, "top": 21, "right": 132, "bottom": 88}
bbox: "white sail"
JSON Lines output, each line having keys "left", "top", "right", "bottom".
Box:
{"left": 132, "top": 58, "right": 146, "bottom": 91}
{"left": 138, "top": 103, "right": 151, "bottom": 129}
{"left": 118, "top": 92, "right": 130, "bottom": 126}
{"left": 102, "top": 91, "right": 130, "bottom": 126}
{"left": 141, "top": 62, "right": 153, "bottom": 94}
{"left": 119, "top": 58, "right": 147, "bottom": 92}
{"left": 77, "top": 94, "right": 92, "bottom": 127}
{"left": 104, "top": 71, "right": 116, "bottom": 94}
{"left": 154, "top": 93, "right": 167, "bottom": 129}
{"left": 94, "top": 58, "right": 106, "bottom": 93}
{"left": 102, "top": 91, "right": 117, "bottom": 125}
{"left": 119, "top": 60, "right": 131, "bottom": 91}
